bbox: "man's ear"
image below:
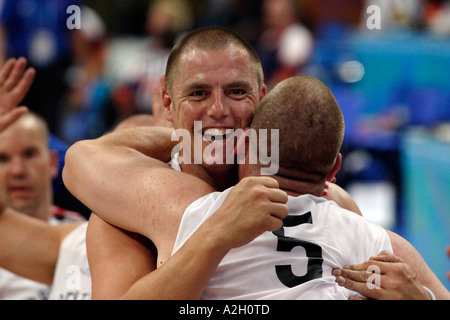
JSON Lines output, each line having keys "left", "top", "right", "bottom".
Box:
{"left": 326, "top": 153, "right": 342, "bottom": 182}
{"left": 259, "top": 84, "right": 267, "bottom": 101}
{"left": 161, "top": 84, "right": 173, "bottom": 123}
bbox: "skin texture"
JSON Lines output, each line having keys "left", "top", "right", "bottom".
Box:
{"left": 162, "top": 45, "right": 266, "bottom": 189}
{"left": 65, "top": 74, "right": 450, "bottom": 300}
{"left": 0, "top": 115, "right": 58, "bottom": 220}
{"left": 0, "top": 58, "right": 80, "bottom": 285}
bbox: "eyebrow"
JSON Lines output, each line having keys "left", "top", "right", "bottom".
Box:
{"left": 184, "top": 82, "right": 212, "bottom": 92}
{"left": 224, "top": 81, "right": 253, "bottom": 90}
{"left": 184, "top": 80, "right": 253, "bottom": 92}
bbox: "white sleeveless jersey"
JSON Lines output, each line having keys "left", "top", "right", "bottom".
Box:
{"left": 172, "top": 188, "right": 392, "bottom": 300}
{"left": 49, "top": 222, "right": 91, "bottom": 300}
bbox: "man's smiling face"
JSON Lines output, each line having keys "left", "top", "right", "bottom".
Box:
{"left": 165, "top": 45, "right": 264, "bottom": 172}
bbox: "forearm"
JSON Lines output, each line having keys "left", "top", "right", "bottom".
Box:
{"left": 63, "top": 126, "right": 176, "bottom": 225}
{"left": 122, "top": 226, "right": 229, "bottom": 300}
{"left": 88, "top": 213, "right": 229, "bottom": 300}
{"left": 102, "top": 126, "right": 176, "bottom": 159}
{"left": 63, "top": 126, "right": 175, "bottom": 188}
{"left": 65, "top": 126, "right": 175, "bottom": 168}
{"left": 0, "top": 208, "right": 76, "bottom": 284}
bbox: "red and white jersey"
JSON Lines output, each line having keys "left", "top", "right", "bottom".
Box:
{"left": 49, "top": 206, "right": 86, "bottom": 225}
{"left": 172, "top": 189, "right": 392, "bottom": 300}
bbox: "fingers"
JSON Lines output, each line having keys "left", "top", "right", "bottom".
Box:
{"left": 266, "top": 214, "right": 285, "bottom": 232}
{"left": 340, "top": 251, "right": 400, "bottom": 271}
{"left": 0, "top": 58, "right": 15, "bottom": 84}
{"left": 267, "top": 202, "right": 289, "bottom": 220}
{"left": 333, "top": 267, "right": 387, "bottom": 300}
{"left": 268, "top": 188, "right": 288, "bottom": 205}
{"left": 334, "top": 267, "right": 371, "bottom": 283}
{"left": 13, "top": 67, "right": 35, "bottom": 101}
{"left": 254, "top": 176, "right": 280, "bottom": 189}
{"left": 249, "top": 176, "right": 288, "bottom": 202}
{"left": 368, "top": 250, "right": 403, "bottom": 263}
{"left": 0, "top": 57, "right": 35, "bottom": 107}
{"left": 4, "top": 57, "right": 27, "bottom": 91}
{"left": 0, "top": 106, "right": 28, "bottom": 132}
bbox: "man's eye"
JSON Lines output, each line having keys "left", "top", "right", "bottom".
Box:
{"left": 190, "top": 90, "right": 208, "bottom": 97}
{"left": 229, "top": 89, "right": 246, "bottom": 97}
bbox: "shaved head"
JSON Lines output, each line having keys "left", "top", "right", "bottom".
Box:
{"left": 251, "top": 76, "right": 344, "bottom": 182}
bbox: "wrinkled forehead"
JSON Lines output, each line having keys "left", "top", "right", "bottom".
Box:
{"left": 172, "top": 46, "right": 262, "bottom": 90}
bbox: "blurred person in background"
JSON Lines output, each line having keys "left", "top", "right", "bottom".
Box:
{"left": 0, "top": 57, "right": 162, "bottom": 300}
{"left": 0, "top": 112, "right": 159, "bottom": 300}
{"left": 195, "top": 0, "right": 263, "bottom": 45}
{"left": 256, "top": 0, "right": 314, "bottom": 89}
{"left": 424, "top": 0, "right": 450, "bottom": 36}
{"left": 111, "top": 0, "right": 193, "bottom": 118}
{"left": 0, "top": 0, "right": 80, "bottom": 134}
{"left": 0, "top": 111, "right": 86, "bottom": 299}
{"left": 56, "top": 5, "right": 115, "bottom": 144}
{"left": 0, "top": 59, "right": 84, "bottom": 300}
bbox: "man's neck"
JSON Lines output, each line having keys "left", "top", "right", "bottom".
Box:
{"left": 19, "top": 204, "right": 52, "bottom": 221}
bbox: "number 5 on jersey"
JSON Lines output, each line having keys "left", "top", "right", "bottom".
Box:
{"left": 272, "top": 211, "right": 324, "bottom": 287}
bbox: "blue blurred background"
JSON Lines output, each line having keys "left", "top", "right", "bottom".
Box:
{"left": 1, "top": 0, "right": 449, "bottom": 291}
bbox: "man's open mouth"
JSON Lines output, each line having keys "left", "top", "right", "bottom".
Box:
{"left": 202, "top": 128, "right": 235, "bottom": 142}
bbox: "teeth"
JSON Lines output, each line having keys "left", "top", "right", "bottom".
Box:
{"left": 203, "top": 128, "right": 231, "bottom": 136}
{"left": 202, "top": 128, "right": 234, "bottom": 141}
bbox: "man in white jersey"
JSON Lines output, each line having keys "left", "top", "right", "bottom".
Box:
{"left": 66, "top": 72, "right": 448, "bottom": 298}
{"left": 170, "top": 76, "right": 393, "bottom": 299}
{"left": 66, "top": 26, "right": 382, "bottom": 299}
{"left": 65, "top": 27, "right": 449, "bottom": 300}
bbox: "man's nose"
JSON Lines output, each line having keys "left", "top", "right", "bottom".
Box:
{"left": 207, "top": 91, "right": 229, "bottom": 120}
{"left": 9, "top": 157, "right": 27, "bottom": 176}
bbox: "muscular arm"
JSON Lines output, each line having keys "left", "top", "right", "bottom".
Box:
{"left": 0, "top": 207, "right": 79, "bottom": 284}
{"left": 87, "top": 213, "right": 228, "bottom": 300}
{"left": 86, "top": 213, "right": 157, "bottom": 299}
{"left": 388, "top": 230, "right": 450, "bottom": 299}
{"left": 63, "top": 127, "right": 202, "bottom": 238}
{"left": 87, "top": 177, "right": 289, "bottom": 300}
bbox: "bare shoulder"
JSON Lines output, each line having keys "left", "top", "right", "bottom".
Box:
{"left": 327, "top": 183, "right": 362, "bottom": 216}
{"left": 387, "top": 230, "right": 450, "bottom": 299}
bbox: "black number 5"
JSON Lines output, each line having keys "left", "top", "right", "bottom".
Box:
{"left": 272, "top": 211, "right": 323, "bottom": 288}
